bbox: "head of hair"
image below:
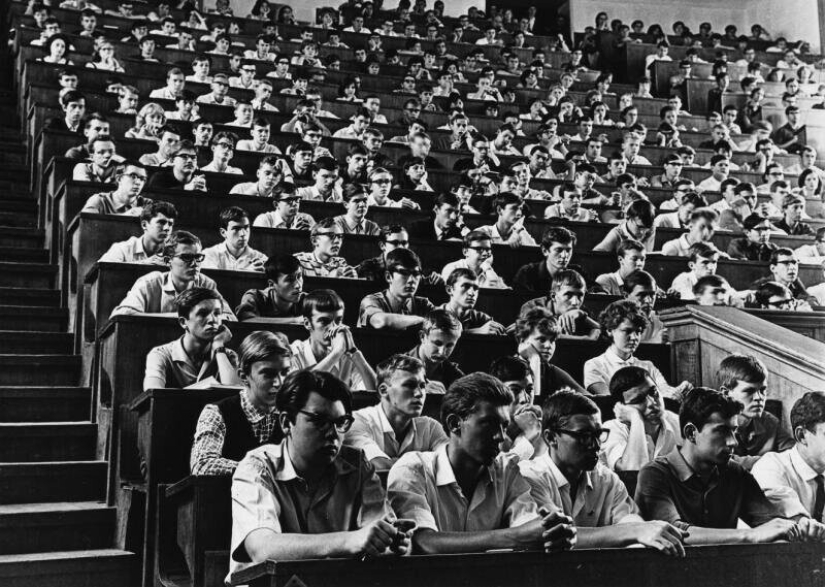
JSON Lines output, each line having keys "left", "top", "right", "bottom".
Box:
{"left": 489, "top": 355, "right": 531, "bottom": 384}
{"left": 716, "top": 353, "right": 768, "bottom": 390}
{"left": 440, "top": 373, "right": 513, "bottom": 432}
{"left": 790, "top": 392, "right": 825, "bottom": 433}
{"left": 625, "top": 199, "right": 656, "bottom": 226}
{"left": 377, "top": 354, "right": 425, "bottom": 386}
{"left": 598, "top": 300, "right": 649, "bottom": 336}
{"left": 385, "top": 248, "right": 421, "bottom": 273}
{"left": 264, "top": 255, "right": 300, "bottom": 282}
{"left": 541, "top": 226, "right": 577, "bottom": 249}
{"left": 541, "top": 390, "right": 600, "bottom": 432}
{"left": 174, "top": 287, "right": 221, "bottom": 318}
{"left": 218, "top": 206, "right": 249, "bottom": 229}
{"left": 755, "top": 280, "right": 792, "bottom": 307}
{"left": 140, "top": 200, "right": 177, "bottom": 223}
{"left": 550, "top": 269, "right": 586, "bottom": 294}
{"left": 276, "top": 370, "right": 352, "bottom": 420}
{"left": 514, "top": 307, "right": 560, "bottom": 343}
{"left": 300, "top": 288, "right": 343, "bottom": 319}
{"left": 608, "top": 365, "right": 653, "bottom": 404}
{"left": 161, "top": 230, "right": 200, "bottom": 258}
{"left": 238, "top": 330, "right": 291, "bottom": 374}
{"left": 679, "top": 386, "right": 742, "bottom": 432}
{"left": 622, "top": 270, "right": 656, "bottom": 295}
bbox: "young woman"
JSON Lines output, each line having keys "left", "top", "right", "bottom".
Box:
{"left": 125, "top": 103, "right": 166, "bottom": 140}
{"left": 86, "top": 41, "right": 124, "bottom": 71}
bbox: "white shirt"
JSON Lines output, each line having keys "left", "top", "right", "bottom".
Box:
{"left": 200, "top": 162, "right": 242, "bottom": 174}
{"left": 752, "top": 446, "right": 824, "bottom": 521}
{"left": 344, "top": 404, "right": 447, "bottom": 461}
{"left": 149, "top": 87, "right": 179, "bottom": 100}
{"left": 661, "top": 234, "right": 693, "bottom": 257}
{"left": 236, "top": 140, "right": 280, "bottom": 153}
{"left": 289, "top": 338, "right": 366, "bottom": 390}
{"left": 601, "top": 410, "right": 682, "bottom": 471}
{"left": 201, "top": 242, "right": 267, "bottom": 272}
{"left": 99, "top": 235, "right": 163, "bottom": 264}
{"left": 478, "top": 223, "right": 537, "bottom": 247}
{"left": 440, "top": 258, "right": 508, "bottom": 289}
{"left": 696, "top": 176, "right": 723, "bottom": 192}
{"left": 583, "top": 346, "right": 675, "bottom": 398}
{"left": 253, "top": 210, "right": 315, "bottom": 229}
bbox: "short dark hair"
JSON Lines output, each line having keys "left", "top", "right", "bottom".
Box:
{"left": 551, "top": 269, "right": 586, "bottom": 293}
{"left": 609, "top": 365, "right": 653, "bottom": 404}
{"left": 514, "top": 307, "right": 560, "bottom": 343}
{"left": 790, "top": 392, "right": 825, "bottom": 433}
{"left": 770, "top": 247, "right": 796, "bottom": 265}
{"left": 599, "top": 300, "right": 648, "bottom": 336}
{"left": 385, "top": 248, "right": 421, "bottom": 273}
{"left": 693, "top": 274, "right": 727, "bottom": 297}
{"left": 218, "top": 206, "right": 249, "bottom": 229}
{"left": 264, "top": 255, "right": 301, "bottom": 282}
{"left": 174, "top": 287, "right": 221, "bottom": 318}
{"left": 679, "top": 387, "right": 742, "bottom": 432}
{"left": 140, "top": 200, "right": 177, "bottom": 223}
{"left": 162, "top": 230, "right": 200, "bottom": 258}
{"left": 489, "top": 355, "right": 530, "bottom": 383}
{"left": 276, "top": 370, "right": 353, "bottom": 420}
{"left": 626, "top": 199, "right": 656, "bottom": 226}
{"left": 238, "top": 330, "right": 291, "bottom": 374}
{"left": 541, "top": 390, "right": 600, "bottom": 432}
{"left": 301, "top": 288, "right": 343, "bottom": 319}
{"left": 622, "top": 270, "right": 656, "bottom": 295}
{"left": 377, "top": 354, "right": 425, "bottom": 386}
{"left": 441, "top": 373, "right": 513, "bottom": 432}
{"left": 716, "top": 354, "right": 767, "bottom": 389}
{"left": 421, "top": 308, "right": 462, "bottom": 336}
{"left": 541, "top": 226, "right": 576, "bottom": 249}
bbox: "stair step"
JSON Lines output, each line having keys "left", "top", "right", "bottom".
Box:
{"left": 0, "top": 287, "right": 59, "bottom": 306}
{"left": 0, "top": 386, "right": 90, "bottom": 422}
{"left": 0, "top": 331, "right": 72, "bottom": 352}
{"left": 0, "top": 461, "right": 107, "bottom": 503}
{"left": 0, "top": 211, "right": 37, "bottom": 228}
{"left": 0, "top": 262, "right": 56, "bottom": 288}
{"left": 0, "top": 308, "right": 68, "bottom": 332}
{"left": 0, "top": 355, "right": 80, "bottom": 385}
{"left": 0, "top": 422, "right": 96, "bottom": 462}
{"left": 0, "top": 549, "right": 139, "bottom": 587}
{"left": 0, "top": 227, "right": 43, "bottom": 248}
{"left": 0, "top": 502, "right": 115, "bottom": 554}
{"left": 0, "top": 245, "right": 48, "bottom": 263}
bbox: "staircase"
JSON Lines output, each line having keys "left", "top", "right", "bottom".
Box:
{"left": 0, "top": 51, "right": 139, "bottom": 587}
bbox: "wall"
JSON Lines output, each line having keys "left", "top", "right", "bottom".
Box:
{"left": 569, "top": 0, "right": 821, "bottom": 52}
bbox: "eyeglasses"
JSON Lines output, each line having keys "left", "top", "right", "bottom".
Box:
{"left": 125, "top": 172, "right": 147, "bottom": 182}
{"left": 315, "top": 232, "right": 343, "bottom": 241}
{"left": 297, "top": 410, "right": 354, "bottom": 433}
{"left": 766, "top": 298, "right": 794, "bottom": 308}
{"left": 175, "top": 153, "right": 197, "bottom": 160}
{"left": 174, "top": 253, "right": 205, "bottom": 264}
{"left": 394, "top": 268, "right": 422, "bottom": 277}
{"left": 554, "top": 427, "right": 610, "bottom": 446}
{"left": 384, "top": 239, "right": 409, "bottom": 246}
{"left": 468, "top": 246, "right": 492, "bottom": 252}
{"left": 372, "top": 178, "right": 392, "bottom": 185}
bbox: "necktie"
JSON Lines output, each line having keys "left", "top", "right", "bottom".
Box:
{"left": 355, "top": 224, "right": 362, "bottom": 234}
{"left": 813, "top": 475, "right": 825, "bottom": 522}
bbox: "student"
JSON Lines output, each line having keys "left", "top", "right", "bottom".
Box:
{"left": 476, "top": 193, "right": 536, "bottom": 248}
{"left": 232, "top": 157, "right": 289, "bottom": 198}
{"left": 717, "top": 354, "right": 795, "bottom": 471}
{"left": 345, "top": 354, "right": 447, "bottom": 471}
{"left": 753, "top": 391, "right": 825, "bottom": 533}
{"left": 186, "top": 55, "right": 212, "bottom": 84}
{"left": 72, "top": 135, "right": 120, "bottom": 183}
{"left": 65, "top": 114, "right": 115, "bottom": 160}
{"left": 253, "top": 189, "right": 315, "bottom": 230}
{"left": 112, "top": 231, "right": 235, "bottom": 319}
{"left": 202, "top": 207, "right": 267, "bottom": 272}
{"left": 622, "top": 270, "right": 665, "bottom": 343}
{"left": 338, "top": 144, "right": 370, "bottom": 187}
{"left": 593, "top": 200, "right": 657, "bottom": 252}
{"left": 441, "top": 230, "right": 508, "bottom": 289}
{"left": 489, "top": 356, "right": 543, "bottom": 460}
{"left": 149, "top": 67, "right": 185, "bottom": 100}
{"left": 143, "top": 288, "right": 241, "bottom": 391}
{"left": 367, "top": 167, "right": 418, "bottom": 209}
{"left": 293, "top": 219, "right": 359, "bottom": 278}
{"left": 753, "top": 248, "right": 814, "bottom": 303}
{"left": 601, "top": 366, "right": 682, "bottom": 472}
{"left": 657, "top": 178, "right": 697, "bottom": 212}
{"left": 332, "top": 107, "right": 372, "bottom": 140}
{"left": 99, "top": 200, "right": 177, "bottom": 263}
{"left": 654, "top": 192, "right": 707, "bottom": 230}
{"left": 295, "top": 157, "right": 343, "bottom": 203}
{"left": 201, "top": 132, "right": 242, "bottom": 174}
{"left": 46, "top": 90, "right": 85, "bottom": 133}
{"left": 229, "top": 370, "right": 409, "bottom": 578}
{"left": 196, "top": 73, "right": 237, "bottom": 106}
{"left": 727, "top": 214, "right": 779, "bottom": 261}
{"left": 773, "top": 194, "right": 814, "bottom": 236}
{"left": 595, "top": 239, "right": 647, "bottom": 295}
{"left": 81, "top": 162, "right": 151, "bottom": 215}
{"left": 408, "top": 192, "right": 465, "bottom": 241}
{"left": 388, "top": 373, "right": 577, "bottom": 554}
{"left": 669, "top": 243, "right": 726, "bottom": 300}
{"left": 359, "top": 249, "right": 436, "bottom": 330}
{"left": 289, "top": 289, "right": 376, "bottom": 391}
{"left": 693, "top": 275, "right": 734, "bottom": 306}
{"left": 635, "top": 387, "right": 801, "bottom": 544}
{"left": 514, "top": 307, "right": 586, "bottom": 396}
{"left": 521, "top": 270, "right": 600, "bottom": 340}
{"left": 513, "top": 227, "right": 578, "bottom": 293}
{"left": 399, "top": 310, "right": 463, "bottom": 394}
{"left": 236, "top": 118, "right": 280, "bottom": 153}
{"left": 544, "top": 187, "right": 598, "bottom": 222}
{"left": 584, "top": 301, "right": 691, "bottom": 398}
{"left": 333, "top": 185, "right": 381, "bottom": 236}
{"left": 190, "top": 331, "right": 292, "bottom": 474}
{"left": 147, "top": 141, "right": 207, "bottom": 191}
{"left": 440, "top": 268, "right": 505, "bottom": 334}
{"left": 139, "top": 125, "right": 181, "bottom": 167}
{"left": 695, "top": 155, "right": 731, "bottom": 192}
{"left": 520, "top": 391, "right": 688, "bottom": 554}
{"left": 235, "top": 255, "right": 305, "bottom": 323}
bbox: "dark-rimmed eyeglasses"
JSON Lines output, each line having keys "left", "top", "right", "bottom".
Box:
{"left": 297, "top": 409, "right": 354, "bottom": 433}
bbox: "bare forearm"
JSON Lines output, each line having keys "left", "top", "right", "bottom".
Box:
{"left": 684, "top": 527, "right": 749, "bottom": 545}
{"left": 245, "top": 530, "right": 356, "bottom": 562}
{"left": 413, "top": 528, "right": 525, "bottom": 554}
{"left": 370, "top": 313, "right": 425, "bottom": 330}
{"left": 351, "top": 351, "right": 377, "bottom": 389}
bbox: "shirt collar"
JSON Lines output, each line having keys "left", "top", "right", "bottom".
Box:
{"left": 540, "top": 453, "right": 595, "bottom": 491}
{"left": 170, "top": 336, "right": 191, "bottom": 364}
{"left": 434, "top": 443, "right": 458, "bottom": 486}
{"left": 667, "top": 447, "right": 702, "bottom": 482}
{"left": 240, "top": 388, "right": 276, "bottom": 424}
{"left": 790, "top": 446, "right": 821, "bottom": 482}
{"left": 275, "top": 440, "right": 357, "bottom": 481}
{"left": 161, "top": 271, "right": 193, "bottom": 295}
{"left": 605, "top": 345, "right": 636, "bottom": 366}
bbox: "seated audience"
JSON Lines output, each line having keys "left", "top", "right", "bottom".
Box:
{"left": 237, "top": 118, "right": 281, "bottom": 153}
{"left": 295, "top": 157, "right": 343, "bottom": 202}
{"left": 201, "top": 132, "right": 242, "bottom": 174}
{"left": 290, "top": 289, "right": 376, "bottom": 391}
{"left": 478, "top": 193, "right": 537, "bottom": 248}
{"left": 440, "top": 268, "right": 505, "bottom": 334}
{"left": 190, "top": 330, "right": 292, "bottom": 474}
{"left": 727, "top": 214, "right": 779, "bottom": 261}
{"left": 202, "top": 207, "right": 267, "bottom": 272}
{"left": 253, "top": 189, "right": 315, "bottom": 230}
{"left": 72, "top": 135, "right": 119, "bottom": 183}
{"left": 774, "top": 194, "right": 814, "bottom": 237}
{"left": 112, "top": 231, "right": 235, "bottom": 318}
{"left": 489, "top": 356, "right": 543, "bottom": 460}
{"left": 99, "top": 200, "right": 176, "bottom": 263}
{"left": 232, "top": 157, "right": 290, "bottom": 198}
{"left": 81, "top": 162, "right": 151, "bottom": 215}
{"left": 345, "top": 354, "right": 447, "bottom": 471}
{"left": 669, "top": 243, "right": 726, "bottom": 300}
{"left": 143, "top": 288, "right": 241, "bottom": 390}
{"left": 441, "top": 230, "right": 508, "bottom": 289}
{"left": 146, "top": 140, "right": 207, "bottom": 191}
{"left": 333, "top": 185, "right": 381, "bottom": 235}
{"left": 294, "top": 219, "right": 359, "bottom": 278}
{"left": 236, "top": 255, "right": 304, "bottom": 323}
{"left": 138, "top": 125, "right": 181, "bottom": 167}
{"left": 409, "top": 192, "right": 465, "bottom": 241}
{"left": 514, "top": 227, "right": 579, "bottom": 293}
{"left": 388, "top": 373, "right": 577, "bottom": 554}
{"left": 753, "top": 248, "right": 814, "bottom": 303}
{"left": 660, "top": 208, "right": 719, "bottom": 257}
{"left": 229, "top": 370, "right": 409, "bottom": 577}
{"left": 521, "top": 270, "right": 600, "bottom": 340}
{"left": 622, "top": 270, "right": 665, "bottom": 343}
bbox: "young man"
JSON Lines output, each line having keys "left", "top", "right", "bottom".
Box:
{"left": 190, "top": 331, "right": 292, "bottom": 474}
{"left": 601, "top": 366, "right": 682, "bottom": 472}
{"left": 489, "top": 356, "right": 542, "bottom": 460}
{"left": 290, "top": 289, "right": 376, "bottom": 391}
{"left": 478, "top": 193, "right": 536, "bottom": 248}
{"left": 46, "top": 90, "right": 85, "bottom": 133}
{"left": 661, "top": 208, "right": 719, "bottom": 257}
{"left": 593, "top": 200, "right": 657, "bottom": 253}
{"left": 596, "top": 240, "right": 647, "bottom": 295}
{"left": 717, "top": 354, "right": 795, "bottom": 471}
{"left": 196, "top": 73, "right": 237, "bottom": 107}
{"left": 201, "top": 132, "right": 242, "bottom": 174}
{"left": 544, "top": 188, "right": 598, "bottom": 223}
{"left": 295, "top": 157, "right": 342, "bottom": 203}
{"left": 404, "top": 310, "right": 465, "bottom": 395}
{"left": 517, "top": 218, "right": 584, "bottom": 286}
{"left": 235, "top": 255, "right": 304, "bottom": 323}
{"left": 332, "top": 107, "right": 372, "bottom": 140}
{"left": 293, "top": 219, "right": 358, "bottom": 279}
{"left": 727, "top": 214, "right": 779, "bottom": 261}
{"left": 440, "top": 269, "right": 505, "bottom": 335}
{"left": 359, "top": 249, "right": 436, "bottom": 330}
{"left": 229, "top": 370, "right": 408, "bottom": 578}
{"left": 753, "top": 392, "right": 825, "bottom": 533}
{"left": 236, "top": 118, "right": 280, "bottom": 154}
{"left": 623, "top": 270, "right": 665, "bottom": 343}
{"left": 441, "top": 230, "right": 508, "bottom": 289}
{"left": 774, "top": 194, "right": 814, "bottom": 237}
{"left": 521, "top": 270, "right": 600, "bottom": 340}
{"left": 520, "top": 391, "right": 688, "bottom": 554}
{"left": 253, "top": 190, "right": 315, "bottom": 230}
{"left": 388, "top": 373, "right": 577, "bottom": 554}
{"left": 64, "top": 114, "right": 112, "bottom": 160}
{"left": 146, "top": 141, "right": 207, "bottom": 191}
{"left": 408, "top": 193, "right": 465, "bottom": 241}
{"left": 72, "top": 135, "right": 119, "bottom": 184}
{"left": 138, "top": 125, "right": 181, "bottom": 168}
{"left": 654, "top": 193, "right": 707, "bottom": 230}
{"left": 669, "top": 243, "right": 727, "bottom": 300}
{"left": 186, "top": 55, "right": 212, "bottom": 84}
{"left": 635, "top": 387, "right": 801, "bottom": 544}
{"left": 231, "top": 157, "right": 287, "bottom": 199}
{"left": 345, "top": 354, "right": 448, "bottom": 471}
{"left": 149, "top": 67, "right": 185, "bottom": 100}
{"left": 333, "top": 185, "right": 381, "bottom": 236}
{"left": 99, "top": 200, "right": 177, "bottom": 263}
{"left": 81, "top": 162, "right": 151, "bottom": 215}
{"left": 143, "top": 288, "right": 241, "bottom": 391}
{"left": 202, "top": 207, "right": 267, "bottom": 272}
{"left": 696, "top": 155, "right": 731, "bottom": 193}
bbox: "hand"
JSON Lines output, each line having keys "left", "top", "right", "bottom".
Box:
{"left": 188, "top": 175, "right": 207, "bottom": 191}
{"left": 348, "top": 517, "right": 397, "bottom": 557}
{"left": 477, "top": 320, "right": 507, "bottom": 335}
{"left": 294, "top": 216, "right": 312, "bottom": 230}
{"left": 247, "top": 257, "right": 266, "bottom": 272}
{"left": 425, "top": 380, "right": 447, "bottom": 395}
{"left": 674, "top": 381, "right": 693, "bottom": 399}
{"left": 212, "top": 324, "right": 233, "bottom": 350}
{"left": 637, "top": 177, "right": 651, "bottom": 187}
{"left": 329, "top": 324, "right": 350, "bottom": 356}
{"left": 513, "top": 404, "right": 542, "bottom": 441}
{"left": 557, "top": 309, "right": 584, "bottom": 334}
{"left": 795, "top": 517, "right": 825, "bottom": 542}
{"left": 748, "top": 518, "right": 799, "bottom": 544}
{"left": 517, "top": 339, "right": 539, "bottom": 360}
{"left": 539, "top": 509, "right": 577, "bottom": 552}
{"left": 342, "top": 326, "right": 357, "bottom": 354}
{"left": 634, "top": 521, "right": 687, "bottom": 556}
{"left": 613, "top": 401, "right": 645, "bottom": 424}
